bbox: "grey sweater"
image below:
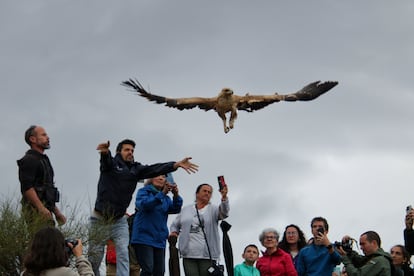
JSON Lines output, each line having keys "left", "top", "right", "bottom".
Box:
{"left": 170, "top": 199, "right": 229, "bottom": 260}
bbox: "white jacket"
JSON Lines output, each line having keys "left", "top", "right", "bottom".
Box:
{"left": 170, "top": 199, "right": 229, "bottom": 260}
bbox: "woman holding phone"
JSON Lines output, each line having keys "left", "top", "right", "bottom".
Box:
{"left": 169, "top": 182, "right": 229, "bottom": 276}
{"left": 131, "top": 174, "right": 183, "bottom": 276}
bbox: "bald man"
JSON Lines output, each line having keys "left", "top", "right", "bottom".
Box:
{"left": 17, "top": 125, "right": 66, "bottom": 227}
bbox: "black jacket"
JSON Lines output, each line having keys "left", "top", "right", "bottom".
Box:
{"left": 94, "top": 152, "right": 175, "bottom": 219}
{"left": 404, "top": 228, "right": 414, "bottom": 255}
{"left": 17, "top": 149, "right": 57, "bottom": 210}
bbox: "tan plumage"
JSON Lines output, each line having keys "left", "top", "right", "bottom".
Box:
{"left": 122, "top": 79, "right": 338, "bottom": 133}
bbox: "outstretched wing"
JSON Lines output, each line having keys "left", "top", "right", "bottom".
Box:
{"left": 237, "top": 80, "right": 338, "bottom": 112}
{"left": 236, "top": 94, "right": 284, "bottom": 112}
{"left": 122, "top": 79, "right": 217, "bottom": 111}
{"left": 282, "top": 80, "right": 338, "bottom": 101}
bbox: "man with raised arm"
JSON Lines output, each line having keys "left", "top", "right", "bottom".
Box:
{"left": 88, "top": 139, "right": 198, "bottom": 276}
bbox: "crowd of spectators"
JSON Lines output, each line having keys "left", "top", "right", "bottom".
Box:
{"left": 17, "top": 126, "right": 414, "bottom": 276}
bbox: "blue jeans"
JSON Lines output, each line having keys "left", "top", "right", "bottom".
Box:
{"left": 88, "top": 215, "right": 130, "bottom": 276}
{"left": 133, "top": 244, "right": 165, "bottom": 276}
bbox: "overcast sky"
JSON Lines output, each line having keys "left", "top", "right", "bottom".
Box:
{"left": 1, "top": 0, "right": 414, "bottom": 271}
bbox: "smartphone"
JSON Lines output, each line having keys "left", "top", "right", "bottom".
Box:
{"left": 166, "top": 173, "right": 175, "bottom": 185}
{"left": 318, "top": 227, "right": 324, "bottom": 235}
{"left": 407, "top": 205, "right": 413, "bottom": 214}
{"left": 217, "top": 175, "right": 227, "bottom": 191}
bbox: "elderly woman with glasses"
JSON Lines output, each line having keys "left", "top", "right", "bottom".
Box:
{"left": 256, "top": 228, "right": 298, "bottom": 276}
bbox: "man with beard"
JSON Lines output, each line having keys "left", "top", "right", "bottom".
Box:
{"left": 88, "top": 139, "right": 198, "bottom": 276}
{"left": 17, "top": 125, "right": 66, "bottom": 227}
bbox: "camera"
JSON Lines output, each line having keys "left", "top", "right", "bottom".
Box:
{"left": 65, "top": 238, "right": 78, "bottom": 255}
{"left": 334, "top": 239, "right": 353, "bottom": 253}
{"left": 406, "top": 205, "right": 413, "bottom": 214}
{"left": 207, "top": 263, "right": 224, "bottom": 276}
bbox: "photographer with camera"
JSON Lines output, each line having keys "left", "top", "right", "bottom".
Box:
{"left": 22, "top": 226, "right": 94, "bottom": 275}
{"left": 296, "top": 217, "right": 341, "bottom": 276}
{"left": 337, "top": 231, "right": 393, "bottom": 276}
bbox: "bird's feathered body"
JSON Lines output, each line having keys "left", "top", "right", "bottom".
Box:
{"left": 122, "top": 79, "right": 338, "bottom": 133}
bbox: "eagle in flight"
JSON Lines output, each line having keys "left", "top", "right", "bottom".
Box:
{"left": 122, "top": 79, "right": 338, "bottom": 133}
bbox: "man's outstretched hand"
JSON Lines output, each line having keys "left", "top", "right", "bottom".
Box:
{"left": 174, "top": 157, "right": 199, "bottom": 174}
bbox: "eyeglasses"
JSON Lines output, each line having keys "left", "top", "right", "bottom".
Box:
{"left": 286, "top": 232, "right": 298, "bottom": 236}
{"left": 264, "top": 236, "right": 277, "bottom": 240}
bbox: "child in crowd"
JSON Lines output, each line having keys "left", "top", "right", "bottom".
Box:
{"left": 234, "top": 244, "right": 260, "bottom": 276}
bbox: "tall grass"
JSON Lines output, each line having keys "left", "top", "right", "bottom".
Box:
{"left": 0, "top": 196, "right": 90, "bottom": 276}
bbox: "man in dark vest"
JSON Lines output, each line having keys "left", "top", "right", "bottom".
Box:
{"left": 17, "top": 125, "right": 66, "bottom": 227}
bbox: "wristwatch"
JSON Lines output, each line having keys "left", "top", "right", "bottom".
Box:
{"left": 326, "top": 244, "right": 333, "bottom": 250}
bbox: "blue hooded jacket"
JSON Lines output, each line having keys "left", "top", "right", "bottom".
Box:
{"left": 131, "top": 183, "right": 183, "bottom": 248}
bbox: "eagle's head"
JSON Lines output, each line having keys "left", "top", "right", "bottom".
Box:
{"left": 219, "top": 88, "right": 233, "bottom": 97}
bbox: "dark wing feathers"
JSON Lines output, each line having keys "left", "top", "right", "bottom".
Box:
{"left": 121, "top": 79, "right": 164, "bottom": 103}
{"left": 237, "top": 81, "right": 338, "bottom": 112}
{"left": 283, "top": 80, "right": 338, "bottom": 101}
{"left": 122, "top": 79, "right": 217, "bottom": 111}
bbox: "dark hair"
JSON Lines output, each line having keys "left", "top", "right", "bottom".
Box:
{"left": 195, "top": 183, "right": 212, "bottom": 194}
{"left": 361, "top": 230, "right": 381, "bottom": 247}
{"left": 24, "top": 125, "right": 37, "bottom": 146}
{"left": 243, "top": 244, "right": 259, "bottom": 254}
{"left": 116, "top": 139, "right": 136, "bottom": 153}
{"left": 23, "top": 226, "right": 68, "bottom": 275}
{"left": 311, "top": 216, "right": 329, "bottom": 232}
{"left": 391, "top": 244, "right": 412, "bottom": 266}
{"left": 278, "top": 224, "right": 307, "bottom": 252}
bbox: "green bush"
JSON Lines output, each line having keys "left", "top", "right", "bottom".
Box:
{"left": 0, "top": 196, "right": 90, "bottom": 276}
{"left": 0, "top": 198, "right": 28, "bottom": 275}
